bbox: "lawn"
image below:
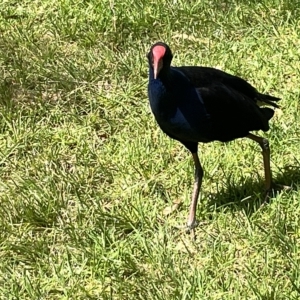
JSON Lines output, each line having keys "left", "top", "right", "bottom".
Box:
{"left": 1, "top": 0, "right": 300, "bottom": 299}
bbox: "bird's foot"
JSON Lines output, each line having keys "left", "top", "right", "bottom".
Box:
{"left": 185, "top": 220, "right": 210, "bottom": 240}
{"left": 186, "top": 219, "right": 198, "bottom": 233}
{"left": 186, "top": 219, "right": 198, "bottom": 240}
{"left": 264, "top": 183, "right": 292, "bottom": 201}
{"left": 272, "top": 183, "right": 292, "bottom": 192}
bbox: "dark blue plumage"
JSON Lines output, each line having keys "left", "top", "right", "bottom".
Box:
{"left": 148, "top": 67, "right": 212, "bottom": 144}
{"left": 147, "top": 42, "right": 281, "bottom": 232}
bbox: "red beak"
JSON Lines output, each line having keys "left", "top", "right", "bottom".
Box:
{"left": 153, "top": 58, "right": 163, "bottom": 79}
{"left": 152, "top": 45, "right": 166, "bottom": 79}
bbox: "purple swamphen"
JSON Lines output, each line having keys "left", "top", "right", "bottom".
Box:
{"left": 147, "top": 42, "right": 281, "bottom": 232}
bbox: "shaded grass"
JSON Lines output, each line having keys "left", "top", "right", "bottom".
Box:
{"left": 1, "top": 0, "right": 300, "bottom": 299}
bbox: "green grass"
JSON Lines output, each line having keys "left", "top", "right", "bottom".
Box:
{"left": 1, "top": 0, "right": 300, "bottom": 298}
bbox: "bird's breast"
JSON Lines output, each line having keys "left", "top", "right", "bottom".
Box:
{"left": 148, "top": 76, "right": 212, "bottom": 142}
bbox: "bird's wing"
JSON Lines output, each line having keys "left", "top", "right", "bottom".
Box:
{"left": 195, "top": 83, "right": 274, "bottom": 142}
{"left": 177, "top": 66, "right": 280, "bottom": 108}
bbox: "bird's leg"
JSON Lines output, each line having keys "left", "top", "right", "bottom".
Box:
{"left": 247, "top": 134, "right": 291, "bottom": 199}
{"left": 247, "top": 134, "right": 272, "bottom": 193}
{"left": 187, "top": 152, "right": 203, "bottom": 233}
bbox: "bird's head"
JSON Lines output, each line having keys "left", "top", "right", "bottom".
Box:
{"left": 147, "top": 42, "right": 173, "bottom": 79}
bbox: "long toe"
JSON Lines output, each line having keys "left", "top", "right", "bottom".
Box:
{"left": 186, "top": 219, "right": 198, "bottom": 234}
{"left": 264, "top": 182, "right": 292, "bottom": 201}
{"left": 271, "top": 183, "right": 292, "bottom": 191}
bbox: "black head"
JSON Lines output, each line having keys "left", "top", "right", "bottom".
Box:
{"left": 147, "top": 42, "right": 173, "bottom": 79}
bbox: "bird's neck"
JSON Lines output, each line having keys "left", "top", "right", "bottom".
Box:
{"left": 148, "top": 67, "right": 176, "bottom": 118}
{"left": 158, "top": 67, "right": 171, "bottom": 80}
{"left": 149, "top": 65, "right": 172, "bottom": 85}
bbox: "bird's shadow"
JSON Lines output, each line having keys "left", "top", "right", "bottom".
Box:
{"left": 207, "top": 164, "right": 300, "bottom": 216}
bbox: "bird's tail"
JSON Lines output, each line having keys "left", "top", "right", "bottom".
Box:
{"left": 257, "top": 93, "right": 280, "bottom": 108}
{"left": 261, "top": 107, "right": 275, "bottom": 121}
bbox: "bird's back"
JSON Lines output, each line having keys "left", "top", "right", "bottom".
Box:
{"left": 177, "top": 66, "right": 257, "bottom": 98}
{"left": 178, "top": 66, "right": 280, "bottom": 108}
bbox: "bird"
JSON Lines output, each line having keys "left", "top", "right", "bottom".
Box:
{"left": 147, "top": 41, "right": 282, "bottom": 232}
